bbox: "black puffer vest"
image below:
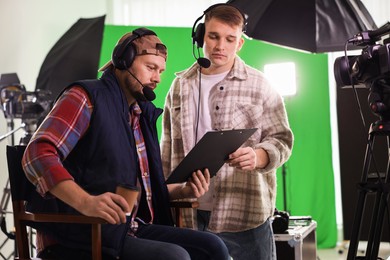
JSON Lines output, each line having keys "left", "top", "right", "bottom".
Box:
{"left": 28, "top": 69, "right": 173, "bottom": 258}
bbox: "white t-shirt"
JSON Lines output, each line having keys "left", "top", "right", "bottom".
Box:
{"left": 191, "top": 70, "right": 229, "bottom": 211}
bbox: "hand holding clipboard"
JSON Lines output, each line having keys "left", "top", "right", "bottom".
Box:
{"left": 165, "top": 128, "right": 257, "bottom": 184}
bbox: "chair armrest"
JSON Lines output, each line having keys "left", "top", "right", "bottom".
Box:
{"left": 170, "top": 200, "right": 199, "bottom": 227}
{"left": 12, "top": 201, "right": 106, "bottom": 260}
{"left": 170, "top": 200, "right": 199, "bottom": 209}
{"left": 20, "top": 212, "right": 106, "bottom": 224}
{"left": 14, "top": 201, "right": 106, "bottom": 224}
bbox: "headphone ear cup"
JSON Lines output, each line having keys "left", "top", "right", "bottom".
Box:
{"left": 112, "top": 39, "right": 137, "bottom": 70}
{"left": 193, "top": 23, "right": 205, "bottom": 48}
{"left": 111, "top": 44, "right": 123, "bottom": 70}
{"left": 272, "top": 209, "right": 290, "bottom": 234}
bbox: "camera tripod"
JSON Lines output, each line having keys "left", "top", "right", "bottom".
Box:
{"left": 347, "top": 120, "right": 390, "bottom": 260}
{"left": 0, "top": 179, "right": 15, "bottom": 260}
{"left": 0, "top": 119, "right": 17, "bottom": 259}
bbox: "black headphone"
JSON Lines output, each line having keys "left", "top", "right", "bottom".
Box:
{"left": 191, "top": 3, "right": 248, "bottom": 48}
{"left": 272, "top": 208, "right": 290, "bottom": 234}
{"left": 112, "top": 27, "right": 157, "bottom": 70}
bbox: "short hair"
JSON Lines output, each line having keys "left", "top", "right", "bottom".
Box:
{"left": 204, "top": 4, "right": 246, "bottom": 32}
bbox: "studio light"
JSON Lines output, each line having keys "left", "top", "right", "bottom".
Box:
{"left": 264, "top": 62, "right": 296, "bottom": 96}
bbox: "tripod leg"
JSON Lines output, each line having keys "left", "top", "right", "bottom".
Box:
{"left": 0, "top": 179, "right": 15, "bottom": 259}
{"left": 365, "top": 136, "right": 390, "bottom": 259}
{"left": 367, "top": 191, "right": 388, "bottom": 259}
{"left": 347, "top": 132, "right": 375, "bottom": 260}
{"left": 347, "top": 190, "right": 369, "bottom": 259}
{"left": 365, "top": 186, "right": 385, "bottom": 259}
{"left": 0, "top": 180, "right": 14, "bottom": 240}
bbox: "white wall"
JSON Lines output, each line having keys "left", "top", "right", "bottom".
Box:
{"left": 362, "top": 0, "right": 390, "bottom": 27}
{"left": 0, "top": 0, "right": 389, "bottom": 255}
{"left": 107, "top": 0, "right": 219, "bottom": 26}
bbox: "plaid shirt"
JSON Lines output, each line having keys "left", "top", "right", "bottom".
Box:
{"left": 129, "top": 103, "right": 154, "bottom": 233}
{"left": 22, "top": 87, "right": 92, "bottom": 196}
{"left": 22, "top": 86, "right": 153, "bottom": 250}
{"left": 161, "top": 56, "right": 294, "bottom": 233}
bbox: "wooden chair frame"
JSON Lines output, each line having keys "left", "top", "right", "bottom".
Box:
{"left": 170, "top": 200, "right": 199, "bottom": 227}
{"left": 6, "top": 145, "right": 198, "bottom": 259}
{"left": 7, "top": 145, "right": 105, "bottom": 260}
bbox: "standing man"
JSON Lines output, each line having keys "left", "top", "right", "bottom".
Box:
{"left": 160, "top": 4, "right": 293, "bottom": 260}
{"left": 22, "top": 27, "right": 229, "bottom": 260}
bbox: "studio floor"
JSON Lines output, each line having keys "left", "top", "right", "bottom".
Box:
{"left": 317, "top": 241, "right": 390, "bottom": 260}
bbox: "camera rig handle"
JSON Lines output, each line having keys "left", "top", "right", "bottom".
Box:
{"left": 0, "top": 123, "right": 25, "bottom": 142}
{"left": 349, "top": 21, "right": 390, "bottom": 46}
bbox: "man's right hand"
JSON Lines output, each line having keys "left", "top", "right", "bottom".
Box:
{"left": 81, "top": 192, "right": 130, "bottom": 224}
{"left": 50, "top": 180, "right": 130, "bottom": 224}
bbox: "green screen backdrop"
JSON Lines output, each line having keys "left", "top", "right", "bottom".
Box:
{"left": 99, "top": 25, "right": 337, "bottom": 248}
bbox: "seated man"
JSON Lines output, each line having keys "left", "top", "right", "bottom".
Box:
{"left": 22, "top": 27, "right": 229, "bottom": 260}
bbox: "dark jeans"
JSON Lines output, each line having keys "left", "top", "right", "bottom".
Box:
{"left": 197, "top": 210, "right": 276, "bottom": 260}
{"left": 38, "top": 245, "right": 94, "bottom": 260}
{"left": 39, "top": 223, "right": 229, "bottom": 260}
{"left": 121, "top": 223, "right": 230, "bottom": 260}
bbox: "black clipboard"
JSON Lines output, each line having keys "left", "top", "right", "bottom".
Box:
{"left": 165, "top": 128, "right": 257, "bottom": 184}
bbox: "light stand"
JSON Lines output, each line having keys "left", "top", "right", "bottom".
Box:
{"left": 264, "top": 62, "right": 296, "bottom": 214}
{"left": 281, "top": 164, "right": 288, "bottom": 212}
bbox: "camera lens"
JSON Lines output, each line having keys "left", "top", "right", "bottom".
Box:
{"left": 334, "top": 56, "right": 358, "bottom": 87}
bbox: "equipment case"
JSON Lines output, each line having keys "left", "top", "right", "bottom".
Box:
{"left": 274, "top": 219, "right": 317, "bottom": 260}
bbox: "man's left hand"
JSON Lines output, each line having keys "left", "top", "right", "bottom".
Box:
{"left": 183, "top": 169, "right": 211, "bottom": 198}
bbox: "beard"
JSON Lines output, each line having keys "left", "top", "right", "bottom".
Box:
{"left": 125, "top": 75, "right": 155, "bottom": 102}
{"left": 125, "top": 75, "right": 146, "bottom": 101}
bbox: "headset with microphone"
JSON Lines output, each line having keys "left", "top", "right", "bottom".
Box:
{"left": 191, "top": 3, "right": 248, "bottom": 68}
{"left": 112, "top": 27, "right": 157, "bottom": 101}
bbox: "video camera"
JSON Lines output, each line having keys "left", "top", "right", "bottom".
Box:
{"left": 334, "top": 22, "right": 390, "bottom": 119}
{"left": 0, "top": 73, "right": 51, "bottom": 121}
{"left": 0, "top": 73, "right": 52, "bottom": 144}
